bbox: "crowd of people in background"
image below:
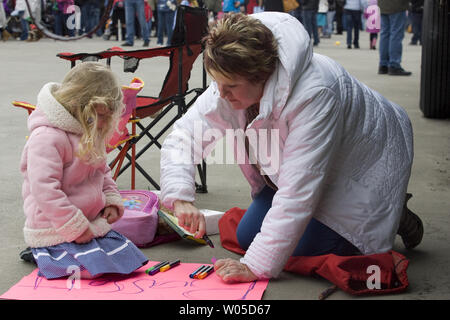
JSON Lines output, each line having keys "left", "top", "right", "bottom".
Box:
{"left": 0, "top": 0, "right": 423, "bottom": 74}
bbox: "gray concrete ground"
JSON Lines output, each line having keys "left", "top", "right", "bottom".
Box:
{"left": 0, "top": 30, "right": 449, "bottom": 301}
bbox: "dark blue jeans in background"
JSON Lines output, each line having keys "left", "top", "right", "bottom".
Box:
{"left": 301, "top": 9, "right": 320, "bottom": 45}
{"left": 236, "top": 186, "right": 361, "bottom": 257}
{"left": 379, "top": 11, "right": 407, "bottom": 68}
{"left": 344, "top": 9, "right": 362, "bottom": 47}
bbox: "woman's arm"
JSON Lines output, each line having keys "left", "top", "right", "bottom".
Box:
{"left": 240, "top": 89, "right": 343, "bottom": 279}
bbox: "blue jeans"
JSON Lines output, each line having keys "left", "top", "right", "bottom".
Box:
{"left": 13, "top": 10, "right": 29, "bottom": 40}
{"left": 301, "top": 9, "right": 319, "bottom": 45}
{"left": 345, "top": 9, "right": 361, "bottom": 46}
{"left": 157, "top": 10, "right": 175, "bottom": 45}
{"left": 379, "top": 11, "right": 407, "bottom": 68}
{"left": 81, "top": 3, "right": 101, "bottom": 35}
{"left": 236, "top": 186, "right": 361, "bottom": 256}
{"left": 325, "top": 10, "right": 336, "bottom": 36}
{"left": 124, "top": 0, "right": 149, "bottom": 44}
{"left": 53, "top": 11, "right": 75, "bottom": 37}
{"left": 409, "top": 12, "right": 422, "bottom": 44}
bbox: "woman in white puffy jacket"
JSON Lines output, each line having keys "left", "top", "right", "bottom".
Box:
{"left": 160, "top": 12, "right": 423, "bottom": 283}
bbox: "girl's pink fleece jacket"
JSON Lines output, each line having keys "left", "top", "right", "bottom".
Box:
{"left": 20, "top": 82, "right": 124, "bottom": 248}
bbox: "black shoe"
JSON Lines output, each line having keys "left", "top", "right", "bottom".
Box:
{"left": 121, "top": 42, "right": 133, "bottom": 47}
{"left": 388, "top": 67, "right": 412, "bottom": 76}
{"left": 397, "top": 193, "right": 424, "bottom": 249}
{"left": 354, "top": 43, "right": 360, "bottom": 49}
{"left": 19, "top": 247, "right": 36, "bottom": 264}
{"left": 378, "top": 66, "right": 388, "bottom": 74}
{"left": 143, "top": 40, "right": 150, "bottom": 47}
{"left": 347, "top": 45, "right": 351, "bottom": 49}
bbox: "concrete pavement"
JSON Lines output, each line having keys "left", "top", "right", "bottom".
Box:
{"left": 0, "top": 30, "right": 449, "bottom": 300}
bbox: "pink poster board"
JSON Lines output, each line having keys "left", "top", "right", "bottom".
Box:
{"left": 1, "top": 261, "right": 268, "bottom": 300}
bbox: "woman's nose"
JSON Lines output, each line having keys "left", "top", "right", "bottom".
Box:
{"left": 218, "top": 85, "right": 228, "bottom": 99}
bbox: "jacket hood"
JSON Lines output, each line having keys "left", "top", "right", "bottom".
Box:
{"left": 251, "top": 12, "right": 313, "bottom": 120}
{"left": 28, "top": 82, "right": 83, "bottom": 135}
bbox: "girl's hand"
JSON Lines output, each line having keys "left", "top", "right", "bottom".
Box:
{"left": 173, "top": 200, "right": 206, "bottom": 238}
{"left": 102, "top": 206, "right": 120, "bottom": 224}
{"left": 74, "top": 227, "right": 94, "bottom": 244}
{"left": 214, "top": 258, "right": 258, "bottom": 283}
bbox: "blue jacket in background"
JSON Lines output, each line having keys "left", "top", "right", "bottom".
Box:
{"left": 223, "top": 0, "right": 244, "bottom": 13}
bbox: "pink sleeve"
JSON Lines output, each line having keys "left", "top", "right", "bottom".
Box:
{"left": 26, "top": 128, "right": 90, "bottom": 241}
{"left": 102, "top": 163, "right": 124, "bottom": 218}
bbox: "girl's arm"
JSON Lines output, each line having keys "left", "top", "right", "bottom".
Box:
{"left": 102, "top": 163, "right": 124, "bottom": 219}
{"left": 25, "top": 128, "right": 91, "bottom": 242}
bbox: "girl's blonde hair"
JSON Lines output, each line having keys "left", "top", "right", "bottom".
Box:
{"left": 203, "top": 13, "right": 278, "bottom": 83}
{"left": 52, "top": 62, "right": 124, "bottom": 164}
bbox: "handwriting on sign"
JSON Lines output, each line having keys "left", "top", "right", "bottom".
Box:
{"left": 1, "top": 262, "right": 268, "bottom": 300}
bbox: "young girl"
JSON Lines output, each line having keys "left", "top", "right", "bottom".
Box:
{"left": 20, "top": 62, "right": 148, "bottom": 279}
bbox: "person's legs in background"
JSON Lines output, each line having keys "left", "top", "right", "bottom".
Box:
{"left": 157, "top": 10, "right": 166, "bottom": 45}
{"left": 301, "top": 9, "right": 314, "bottom": 42}
{"left": 124, "top": 0, "right": 136, "bottom": 45}
{"left": 353, "top": 10, "right": 361, "bottom": 48}
{"left": 311, "top": 10, "right": 320, "bottom": 46}
{"left": 345, "top": 10, "right": 353, "bottom": 48}
{"left": 17, "top": 10, "right": 29, "bottom": 40}
{"left": 135, "top": 0, "right": 149, "bottom": 46}
{"left": 388, "top": 11, "right": 411, "bottom": 75}
{"left": 53, "top": 10, "right": 62, "bottom": 36}
{"left": 410, "top": 11, "right": 422, "bottom": 45}
{"left": 325, "top": 10, "right": 336, "bottom": 37}
{"left": 164, "top": 9, "right": 175, "bottom": 45}
{"left": 378, "top": 13, "right": 390, "bottom": 73}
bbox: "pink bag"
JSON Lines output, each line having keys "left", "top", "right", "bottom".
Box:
{"left": 112, "top": 190, "right": 159, "bottom": 247}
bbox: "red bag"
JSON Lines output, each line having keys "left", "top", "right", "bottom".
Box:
{"left": 219, "top": 207, "right": 409, "bottom": 297}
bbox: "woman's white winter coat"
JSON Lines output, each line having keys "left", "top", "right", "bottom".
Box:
{"left": 160, "top": 12, "right": 413, "bottom": 279}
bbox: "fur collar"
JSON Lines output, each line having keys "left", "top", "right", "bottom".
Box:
{"left": 35, "top": 82, "right": 84, "bottom": 135}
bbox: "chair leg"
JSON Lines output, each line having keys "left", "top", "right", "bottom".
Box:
{"left": 195, "top": 161, "right": 208, "bottom": 193}
{"left": 110, "top": 142, "right": 131, "bottom": 180}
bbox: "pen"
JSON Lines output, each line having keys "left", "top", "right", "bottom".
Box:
{"left": 194, "top": 265, "right": 213, "bottom": 279}
{"left": 148, "top": 261, "right": 170, "bottom": 275}
{"left": 145, "top": 261, "right": 169, "bottom": 274}
{"left": 190, "top": 265, "right": 207, "bottom": 279}
{"left": 160, "top": 259, "right": 181, "bottom": 272}
{"left": 197, "top": 266, "right": 214, "bottom": 279}
{"left": 202, "top": 235, "right": 214, "bottom": 248}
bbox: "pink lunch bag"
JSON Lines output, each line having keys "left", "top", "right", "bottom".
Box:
{"left": 112, "top": 190, "right": 159, "bottom": 247}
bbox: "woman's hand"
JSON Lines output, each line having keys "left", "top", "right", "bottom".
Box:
{"left": 74, "top": 227, "right": 94, "bottom": 244}
{"left": 101, "top": 206, "right": 120, "bottom": 224}
{"left": 173, "top": 200, "right": 206, "bottom": 238}
{"left": 214, "top": 258, "right": 258, "bottom": 283}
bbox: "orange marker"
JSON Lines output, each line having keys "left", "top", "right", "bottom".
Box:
{"left": 160, "top": 259, "right": 181, "bottom": 272}
{"left": 197, "top": 266, "right": 214, "bottom": 279}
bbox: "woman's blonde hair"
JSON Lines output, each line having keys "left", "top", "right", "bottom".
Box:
{"left": 52, "top": 62, "right": 124, "bottom": 164}
{"left": 203, "top": 13, "right": 278, "bottom": 83}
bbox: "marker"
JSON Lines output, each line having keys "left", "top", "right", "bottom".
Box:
{"left": 190, "top": 265, "right": 207, "bottom": 279}
{"left": 194, "top": 265, "right": 213, "bottom": 279}
{"left": 160, "top": 259, "right": 181, "bottom": 272}
{"left": 145, "top": 261, "right": 169, "bottom": 274}
{"left": 202, "top": 235, "right": 214, "bottom": 248}
{"left": 197, "top": 266, "right": 214, "bottom": 279}
{"left": 148, "top": 261, "right": 170, "bottom": 275}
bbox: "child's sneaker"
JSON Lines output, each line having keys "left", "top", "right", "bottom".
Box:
{"left": 19, "top": 247, "right": 36, "bottom": 264}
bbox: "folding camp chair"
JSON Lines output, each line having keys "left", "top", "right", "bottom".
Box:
{"left": 54, "top": 5, "right": 209, "bottom": 192}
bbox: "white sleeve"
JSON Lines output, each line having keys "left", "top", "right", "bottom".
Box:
{"left": 160, "top": 85, "right": 228, "bottom": 209}
{"left": 240, "top": 89, "right": 343, "bottom": 279}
